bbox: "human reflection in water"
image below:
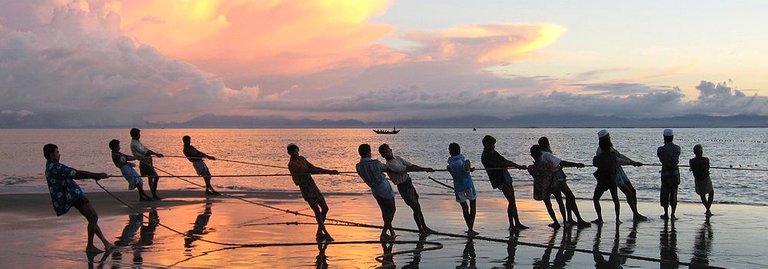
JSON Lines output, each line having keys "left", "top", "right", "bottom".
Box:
{"left": 618, "top": 221, "right": 639, "bottom": 266}
{"left": 114, "top": 213, "right": 143, "bottom": 265}
{"left": 690, "top": 218, "right": 713, "bottom": 267}
{"left": 659, "top": 219, "right": 679, "bottom": 268}
{"left": 140, "top": 208, "right": 159, "bottom": 246}
{"left": 315, "top": 241, "right": 329, "bottom": 269}
{"left": 402, "top": 234, "right": 427, "bottom": 269}
{"left": 380, "top": 242, "right": 395, "bottom": 268}
{"left": 534, "top": 228, "right": 560, "bottom": 268}
{"left": 553, "top": 226, "right": 582, "bottom": 267}
{"left": 457, "top": 237, "right": 477, "bottom": 269}
{"left": 86, "top": 246, "right": 115, "bottom": 269}
{"left": 185, "top": 200, "right": 213, "bottom": 249}
{"left": 592, "top": 223, "right": 623, "bottom": 268}
{"left": 499, "top": 229, "right": 520, "bottom": 268}
{"left": 110, "top": 208, "right": 159, "bottom": 267}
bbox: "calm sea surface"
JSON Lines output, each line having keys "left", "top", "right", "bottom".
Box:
{"left": 2, "top": 128, "right": 767, "bottom": 206}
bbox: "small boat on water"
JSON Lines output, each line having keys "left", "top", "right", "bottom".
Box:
{"left": 373, "top": 128, "right": 400, "bottom": 134}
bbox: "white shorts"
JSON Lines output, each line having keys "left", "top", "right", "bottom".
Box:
{"left": 192, "top": 161, "right": 209, "bottom": 176}
{"left": 455, "top": 187, "right": 477, "bottom": 203}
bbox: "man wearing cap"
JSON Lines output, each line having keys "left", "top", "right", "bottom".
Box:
{"left": 596, "top": 129, "right": 648, "bottom": 221}
{"left": 287, "top": 143, "right": 340, "bottom": 241}
{"left": 657, "top": 129, "right": 681, "bottom": 220}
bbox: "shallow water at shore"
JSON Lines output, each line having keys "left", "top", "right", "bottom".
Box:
{"left": 2, "top": 128, "right": 768, "bottom": 206}
{"left": 0, "top": 190, "right": 765, "bottom": 268}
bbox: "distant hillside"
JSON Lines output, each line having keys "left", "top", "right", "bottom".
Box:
{"left": 154, "top": 114, "right": 768, "bottom": 128}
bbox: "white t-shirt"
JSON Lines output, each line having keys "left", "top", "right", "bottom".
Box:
{"left": 385, "top": 156, "right": 413, "bottom": 185}
{"left": 542, "top": 151, "right": 561, "bottom": 167}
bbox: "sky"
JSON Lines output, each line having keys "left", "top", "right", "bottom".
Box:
{"left": 1, "top": 0, "right": 767, "bottom": 127}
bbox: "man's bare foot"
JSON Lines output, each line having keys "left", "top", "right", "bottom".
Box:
{"left": 548, "top": 222, "right": 561, "bottom": 229}
{"left": 660, "top": 214, "right": 669, "bottom": 220}
{"left": 515, "top": 224, "right": 529, "bottom": 230}
{"left": 152, "top": 195, "right": 163, "bottom": 201}
{"left": 576, "top": 221, "right": 592, "bottom": 228}
{"left": 705, "top": 210, "right": 713, "bottom": 216}
{"left": 591, "top": 218, "right": 604, "bottom": 224}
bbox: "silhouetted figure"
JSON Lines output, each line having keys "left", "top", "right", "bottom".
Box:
{"left": 538, "top": 137, "right": 590, "bottom": 227}
{"left": 356, "top": 144, "right": 397, "bottom": 241}
{"left": 659, "top": 220, "right": 679, "bottom": 268}
{"left": 528, "top": 145, "right": 567, "bottom": 228}
{"left": 109, "top": 139, "right": 151, "bottom": 201}
{"left": 597, "top": 130, "right": 647, "bottom": 221}
{"left": 447, "top": 143, "right": 479, "bottom": 236}
{"left": 481, "top": 135, "right": 528, "bottom": 230}
{"left": 657, "top": 129, "right": 681, "bottom": 220}
{"left": 592, "top": 139, "right": 621, "bottom": 224}
{"left": 287, "top": 143, "right": 339, "bottom": 241}
{"left": 379, "top": 144, "right": 435, "bottom": 235}
{"left": 130, "top": 128, "right": 164, "bottom": 200}
{"left": 183, "top": 135, "right": 220, "bottom": 195}
{"left": 43, "top": 143, "right": 113, "bottom": 253}
{"left": 690, "top": 144, "right": 714, "bottom": 216}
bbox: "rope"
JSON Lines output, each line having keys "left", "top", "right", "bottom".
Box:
{"left": 115, "top": 158, "right": 697, "bottom": 266}
{"left": 164, "top": 155, "right": 287, "bottom": 170}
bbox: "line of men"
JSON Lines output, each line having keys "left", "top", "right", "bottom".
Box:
{"left": 288, "top": 128, "right": 715, "bottom": 242}
{"left": 44, "top": 128, "right": 716, "bottom": 252}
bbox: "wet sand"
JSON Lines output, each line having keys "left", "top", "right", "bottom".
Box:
{"left": 0, "top": 189, "right": 765, "bottom": 268}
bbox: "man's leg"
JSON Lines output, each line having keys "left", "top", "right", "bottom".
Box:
{"left": 75, "top": 201, "right": 114, "bottom": 252}
{"left": 592, "top": 188, "right": 604, "bottom": 224}
{"left": 501, "top": 184, "right": 526, "bottom": 229}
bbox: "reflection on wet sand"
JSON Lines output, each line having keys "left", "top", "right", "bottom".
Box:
{"left": 659, "top": 220, "right": 679, "bottom": 269}
{"left": 592, "top": 224, "right": 622, "bottom": 268}
{"left": 380, "top": 242, "right": 395, "bottom": 268}
{"left": 315, "top": 242, "right": 329, "bottom": 269}
{"left": 553, "top": 226, "right": 582, "bottom": 267}
{"left": 110, "top": 208, "right": 159, "bottom": 268}
{"left": 690, "top": 218, "right": 713, "bottom": 267}
{"left": 498, "top": 229, "right": 520, "bottom": 268}
{"left": 185, "top": 200, "right": 213, "bottom": 249}
{"left": 402, "top": 235, "right": 427, "bottom": 269}
{"left": 534, "top": 229, "right": 558, "bottom": 268}
{"left": 457, "top": 237, "right": 476, "bottom": 269}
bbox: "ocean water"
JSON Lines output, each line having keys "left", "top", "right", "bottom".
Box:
{"left": 2, "top": 128, "right": 767, "bottom": 206}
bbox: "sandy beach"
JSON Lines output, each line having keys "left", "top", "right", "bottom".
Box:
{"left": 1, "top": 189, "right": 765, "bottom": 268}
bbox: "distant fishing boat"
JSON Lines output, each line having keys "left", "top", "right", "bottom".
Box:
{"left": 373, "top": 127, "right": 400, "bottom": 134}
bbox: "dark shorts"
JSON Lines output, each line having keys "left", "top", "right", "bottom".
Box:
{"left": 396, "top": 180, "right": 420, "bottom": 207}
{"left": 595, "top": 180, "right": 616, "bottom": 193}
{"left": 298, "top": 181, "right": 325, "bottom": 204}
{"left": 139, "top": 163, "right": 158, "bottom": 177}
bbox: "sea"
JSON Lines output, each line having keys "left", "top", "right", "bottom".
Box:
{"left": 2, "top": 128, "right": 767, "bottom": 207}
